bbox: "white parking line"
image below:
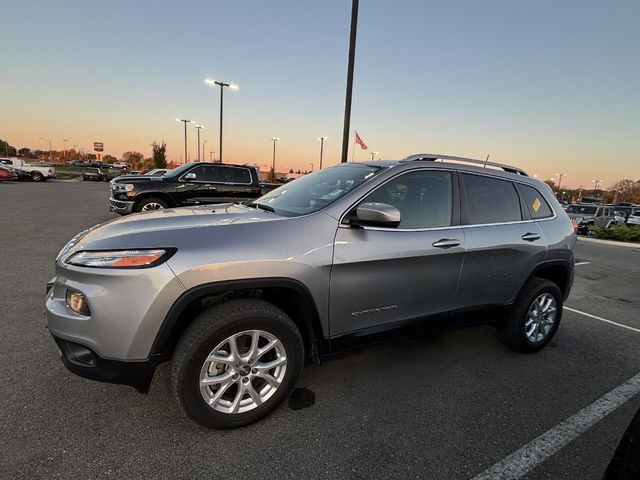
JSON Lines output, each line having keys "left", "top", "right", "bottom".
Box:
{"left": 472, "top": 372, "right": 640, "bottom": 480}
{"left": 564, "top": 307, "right": 640, "bottom": 334}
{"left": 574, "top": 261, "right": 591, "bottom": 266}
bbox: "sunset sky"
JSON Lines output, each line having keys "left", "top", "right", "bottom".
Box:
{"left": 1, "top": 0, "right": 639, "bottom": 188}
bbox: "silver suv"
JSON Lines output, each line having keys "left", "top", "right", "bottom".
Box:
{"left": 45, "top": 154, "right": 576, "bottom": 428}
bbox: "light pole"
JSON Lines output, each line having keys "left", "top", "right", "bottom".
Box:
{"left": 202, "top": 140, "right": 207, "bottom": 163}
{"left": 371, "top": 151, "right": 379, "bottom": 161}
{"left": 63, "top": 139, "right": 69, "bottom": 159}
{"left": 555, "top": 173, "right": 566, "bottom": 195}
{"left": 318, "top": 136, "right": 328, "bottom": 170}
{"left": 38, "top": 137, "right": 52, "bottom": 162}
{"left": 176, "top": 118, "right": 195, "bottom": 164}
{"left": 309, "top": 163, "right": 314, "bottom": 172}
{"left": 341, "top": 0, "right": 360, "bottom": 163}
{"left": 592, "top": 179, "right": 602, "bottom": 200}
{"left": 271, "top": 138, "right": 280, "bottom": 175}
{"left": 205, "top": 78, "right": 238, "bottom": 164}
{"left": 194, "top": 125, "right": 204, "bottom": 162}
{"left": 210, "top": 151, "right": 215, "bottom": 162}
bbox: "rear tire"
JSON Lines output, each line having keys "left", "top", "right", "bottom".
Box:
{"left": 31, "top": 172, "right": 44, "bottom": 182}
{"left": 171, "top": 298, "right": 304, "bottom": 429}
{"left": 497, "top": 278, "right": 562, "bottom": 353}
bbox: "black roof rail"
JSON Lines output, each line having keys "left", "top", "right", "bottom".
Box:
{"left": 401, "top": 153, "right": 528, "bottom": 176}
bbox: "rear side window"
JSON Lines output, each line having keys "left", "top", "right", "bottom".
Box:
{"left": 223, "top": 167, "right": 251, "bottom": 184}
{"left": 461, "top": 173, "right": 522, "bottom": 224}
{"left": 519, "top": 184, "right": 553, "bottom": 219}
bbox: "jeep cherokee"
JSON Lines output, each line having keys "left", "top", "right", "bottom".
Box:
{"left": 45, "top": 153, "right": 576, "bottom": 428}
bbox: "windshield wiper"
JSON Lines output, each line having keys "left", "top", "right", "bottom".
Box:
{"left": 245, "top": 201, "right": 275, "bottom": 212}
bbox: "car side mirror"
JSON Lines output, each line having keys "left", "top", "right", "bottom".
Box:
{"left": 184, "top": 172, "right": 196, "bottom": 181}
{"left": 352, "top": 202, "right": 401, "bottom": 228}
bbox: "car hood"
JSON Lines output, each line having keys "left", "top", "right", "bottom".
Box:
{"left": 63, "top": 204, "right": 284, "bottom": 257}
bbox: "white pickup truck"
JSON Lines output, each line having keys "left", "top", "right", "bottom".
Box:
{"left": 0, "top": 157, "right": 56, "bottom": 182}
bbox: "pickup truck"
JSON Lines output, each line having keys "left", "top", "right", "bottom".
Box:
{"left": 0, "top": 157, "right": 56, "bottom": 182}
{"left": 109, "top": 162, "right": 279, "bottom": 214}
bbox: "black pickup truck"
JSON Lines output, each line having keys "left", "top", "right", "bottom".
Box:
{"left": 109, "top": 162, "right": 279, "bottom": 214}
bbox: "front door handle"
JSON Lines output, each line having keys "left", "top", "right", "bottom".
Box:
{"left": 521, "top": 232, "right": 541, "bottom": 242}
{"left": 432, "top": 238, "right": 461, "bottom": 249}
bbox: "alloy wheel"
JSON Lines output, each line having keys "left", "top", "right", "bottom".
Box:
{"left": 525, "top": 293, "right": 557, "bottom": 342}
{"left": 199, "top": 330, "right": 287, "bottom": 414}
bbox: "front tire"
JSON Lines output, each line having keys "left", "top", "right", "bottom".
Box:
{"left": 498, "top": 278, "right": 562, "bottom": 353}
{"left": 171, "top": 299, "right": 304, "bottom": 429}
{"left": 136, "top": 197, "right": 168, "bottom": 212}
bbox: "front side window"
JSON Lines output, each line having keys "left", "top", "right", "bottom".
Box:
{"left": 252, "top": 164, "right": 381, "bottom": 217}
{"left": 519, "top": 184, "right": 553, "bottom": 219}
{"left": 461, "top": 173, "right": 522, "bottom": 224}
{"left": 359, "top": 170, "right": 453, "bottom": 229}
{"left": 186, "top": 165, "right": 219, "bottom": 182}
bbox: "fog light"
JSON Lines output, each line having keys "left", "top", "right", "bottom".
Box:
{"left": 66, "top": 290, "right": 90, "bottom": 316}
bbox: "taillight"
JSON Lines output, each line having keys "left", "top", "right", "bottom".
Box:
{"left": 571, "top": 220, "right": 579, "bottom": 233}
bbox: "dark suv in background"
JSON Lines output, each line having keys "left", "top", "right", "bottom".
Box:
{"left": 109, "top": 162, "right": 277, "bottom": 214}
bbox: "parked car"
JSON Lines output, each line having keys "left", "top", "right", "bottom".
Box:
{"left": 0, "top": 157, "right": 56, "bottom": 181}
{"left": 111, "top": 162, "right": 129, "bottom": 170}
{"left": 68, "top": 160, "right": 89, "bottom": 167}
{"left": 0, "top": 164, "right": 17, "bottom": 181}
{"left": 626, "top": 210, "right": 640, "bottom": 226}
{"left": 46, "top": 153, "right": 576, "bottom": 428}
{"left": 565, "top": 203, "right": 617, "bottom": 234}
{"left": 109, "top": 162, "right": 279, "bottom": 214}
{"left": 82, "top": 167, "right": 120, "bottom": 182}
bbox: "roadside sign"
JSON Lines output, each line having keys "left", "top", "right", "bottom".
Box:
{"left": 93, "top": 142, "right": 104, "bottom": 152}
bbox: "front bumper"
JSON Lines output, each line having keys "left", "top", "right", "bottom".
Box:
{"left": 109, "top": 197, "right": 134, "bottom": 214}
{"left": 52, "top": 335, "right": 159, "bottom": 393}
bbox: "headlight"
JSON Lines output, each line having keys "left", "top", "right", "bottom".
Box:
{"left": 65, "top": 249, "right": 175, "bottom": 268}
{"left": 112, "top": 183, "right": 134, "bottom": 191}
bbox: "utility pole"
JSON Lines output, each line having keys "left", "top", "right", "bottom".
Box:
{"left": 340, "top": 0, "right": 360, "bottom": 163}
{"left": 318, "top": 136, "right": 327, "bottom": 170}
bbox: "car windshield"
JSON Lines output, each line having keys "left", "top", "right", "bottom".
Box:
{"left": 249, "top": 164, "right": 381, "bottom": 217}
{"left": 163, "top": 163, "right": 193, "bottom": 178}
{"left": 566, "top": 205, "right": 597, "bottom": 214}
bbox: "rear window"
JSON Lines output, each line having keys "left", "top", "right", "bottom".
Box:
{"left": 461, "top": 173, "right": 522, "bottom": 224}
{"left": 566, "top": 205, "right": 597, "bottom": 215}
{"left": 223, "top": 167, "right": 252, "bottom": 184}
{"left": 519, "top": 184, "right": 553, "bottom": 219}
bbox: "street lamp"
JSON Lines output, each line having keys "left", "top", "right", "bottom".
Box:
{"left": 202, "top": 140, "right": 207, "bottom": 163}
{"left": 270, "top": 138, "right": 280, "bottom": 174}
{"left": 318, "top": 136, "right": 328, "bottom": 170}
{"left": 210, "top": 151, "right": 215, "bottom": 162}
{"left": 38, "top": 137, "right": 52, "bottom": 162}
{"left": 63, "top": 139, "right": 69, "bottom": 159}
{"left": 205, "top": 78, "right": 238, "bottom": 164}
{"left": 371, "top": 151, "right": 379, "bottom": 161}
{"left": 309, "top": 163, "right": 314, "bottom": 172}
{"left": 592, "top": 179, "right": 602, "bottom": 199}
{"left": 176, "top": 118, "right": 195, "bottom": 164}
{"left": 194, "top": 125, "right": 204, "bottom": 162}
{"left": 555, "top": 173, "right": 566, "bottom": 194}
{"left": 341, "top": 0, "right": 360, "bottom": 163}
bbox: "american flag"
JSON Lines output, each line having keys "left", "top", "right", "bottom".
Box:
{"left": 355, "top": 131, "right": 368, "bottom": 150}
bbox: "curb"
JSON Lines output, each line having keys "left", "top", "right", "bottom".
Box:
{"left": 577, "top": 236, "right": 640, "bottom": 249}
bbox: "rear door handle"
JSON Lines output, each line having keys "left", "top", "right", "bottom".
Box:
{"left": 208, "top": 186, "right": 218, "bottom": 190}
{"left": 521, "top": 232, "right": 541, "bottom": 241}
{"left": 432, "top": 238, "right": 461, "bottom": 249}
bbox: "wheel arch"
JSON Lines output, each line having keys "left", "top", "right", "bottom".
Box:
{"left": 523, "top": 260, "right": 573, "bottom": 301}
{"left": 151, "top": 278, "right": 326, "bottom": 363}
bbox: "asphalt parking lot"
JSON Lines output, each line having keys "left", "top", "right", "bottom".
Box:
{"left": 1, "top": 180, "right": 639, "bottom": 479}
